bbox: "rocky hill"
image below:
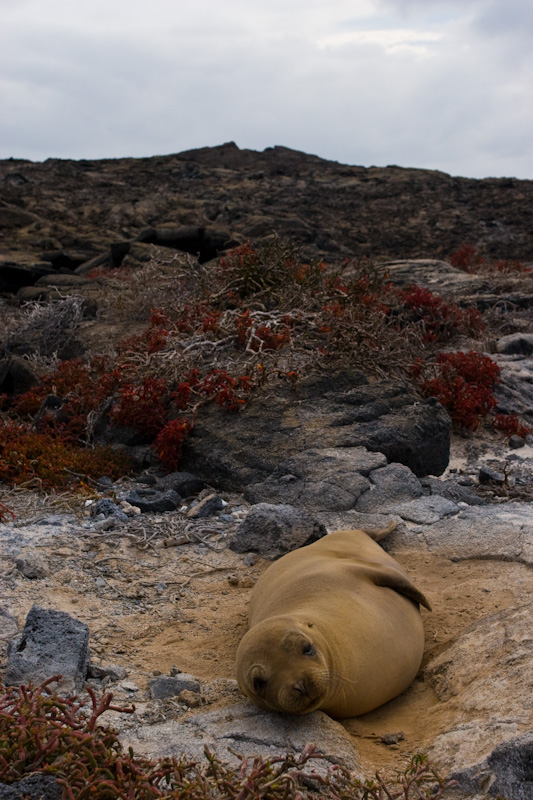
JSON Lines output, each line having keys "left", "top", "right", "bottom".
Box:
{"left": 2, "top": 142, "right": 533, "bottom": 280}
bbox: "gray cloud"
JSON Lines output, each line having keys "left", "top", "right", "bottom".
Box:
{"left": 1, "top": 0, "right": 531, "bottom": 178}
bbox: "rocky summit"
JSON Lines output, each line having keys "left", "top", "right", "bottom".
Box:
{"left": 1, "top": 144, "right": 533, "bottom": 800}
{"left": 2, "top": 142, "right": 533, "bottom": 287}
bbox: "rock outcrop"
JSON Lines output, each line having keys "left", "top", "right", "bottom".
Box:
{"left": 181, "top": 372, "right": 451, "bottom": 488}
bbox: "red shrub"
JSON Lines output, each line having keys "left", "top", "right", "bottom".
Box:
{"left": 153, "top": 417, "right": 194, "bottom": 472}
{"left": 493, "top": 413, "right": 531, "bottom": 439}
{"left": 234, "top": 311, "right": 291, "bottom": 351}
{"left": 420, "top": 351, "right": 500, "bottom": 430}
{"left": 396, "top": 284, "right": 484, "bottom": 342}
{"left": 450, "top": 244, "right": 483, "bottom": 271}
{"left": 0, "top": 420, "right": 131, "bottom": 489}
{"left": 110, "top": 378, "right": 169, "bottom": 436}
{"left": 450, "top": 246, "right": 531, "bottom": 275}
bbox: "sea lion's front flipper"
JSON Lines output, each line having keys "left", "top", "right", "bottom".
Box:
{"left": 359, "top": 563, "right": 432, "bottom": 610}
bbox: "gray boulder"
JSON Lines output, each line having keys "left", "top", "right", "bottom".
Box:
{"left": 355, "top": 463, "right": 460, "bottom": 523}
{"left": 427, "top": 601, "right": 533, "bottom": 798}
{"left": 0, "top": 355, "right": 40, "bottom": 397}
{"left": 355, "top": 462, "right": 423, "bottom": 512}
{"left": 493, "top": 355, "right": 533, "bottom": 424}
{"left": 497, "top": 333, "right": 533, "bottom": 356}
{"left": 5, "top": 606, "right": 90, "bottom": 692}
{"left": 421, "top": 476, "right": 485, "bottom": 506}
{"left": 230, "top": 503, "right": 326, "bottom": 560}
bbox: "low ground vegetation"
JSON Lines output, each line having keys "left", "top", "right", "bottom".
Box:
{"left": 0, "top": 240, "right": 530, "bottom": 490}
{"left": 0, "top": 678, "right": 452, "bottom": 800}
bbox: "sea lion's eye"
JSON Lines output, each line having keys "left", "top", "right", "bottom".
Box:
{"left": 302, "top": 643, "right": 315, "bottom": 656}
{"left": 253, "top": 676, "right": 266, "bottom": 693}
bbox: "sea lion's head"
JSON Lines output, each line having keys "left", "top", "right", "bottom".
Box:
{"left": 235, "top": 616, "right": 331, "bottom": 714}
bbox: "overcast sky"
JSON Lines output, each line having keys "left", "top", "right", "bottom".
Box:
{"left": 1, "top": 0, "right": 532, "bottom": 178}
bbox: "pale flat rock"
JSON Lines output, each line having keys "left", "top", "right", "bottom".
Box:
{"left": 426, "top": 600, "right": 533, "bottom": 793}
{"left": 422, "top": 503, "right": 533, "bottom": 564}
{"left": 121, "top": 702, "right": 360, "bottom": 771}
{"left": 387, "top": 496, "right": 460, "bottom": 524}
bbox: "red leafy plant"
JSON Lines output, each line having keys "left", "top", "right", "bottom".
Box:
{"left": 392, "top": 284, "right": 484, "bottom": 343}
{"left": 450, "top": 244, "right": 530, "bottom": 274}
{"left": 0, "top": 420, "right": 132, "bottom": 489}
{"left": 234, "top": 310, "right": 291, "bottom": 351}
{"left": 417, "top": 351, "right": 500, "bottom": 430}
{"left": 110, "top": 377, "right": 170, "bottom": 436}
{"left": 12, "top": 357, "right": 122, "bottom": 443}
{"left": 154, "top": 417, "right": 194, "bottom": 472}
{"left": 0, "top": 677, "right": 453, "bottom": 800}
{"left": 493, "top": 413, "right": 531, "bottom": 439}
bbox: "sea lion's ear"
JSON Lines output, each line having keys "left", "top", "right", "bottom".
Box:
{"left": 363, "top": 565, "right": 432, "bottom": 610}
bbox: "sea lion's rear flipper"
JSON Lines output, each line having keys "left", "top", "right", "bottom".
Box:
{"left": 359, "top": 521, "right": 397, "bottom": 542}
{"left": 361, "top": 564, "right": 432, "bottom": 610}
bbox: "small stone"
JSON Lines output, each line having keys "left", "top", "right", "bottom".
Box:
{"left": 125, "top": 489, "right": 181, "bottom": 513}
{"left": 87, "top": 663, "right": 128, "bottom": 681}
{"left": 242, "top": 552, "right": 258, "bottom": 566}
{"left": 94, "top": 517, "right": 117, "bottom": 531}
{"left": 149, "top": 674, "right": 200, "bottom": 699}
{"left": 508, "top": 435, "right": 525, "bottom": 449}
{"left": 230, "top": 503, "right": 326, "bottom": 560}
{"left": 381, "top": 731, "right": 405, "bottom": 745}
{"left": 120, "top": 501, "right": 142, "bottom": 515}
{"left": 96, "top": 476, "right": 114, "bottom": 488}
{"left": 90, "top": 498, "right": 129, "bottom": 521}
{"left": 159, "top": 471, "right": 205, "bottom": 497}
{"left": 478, "top": 466, "right": 505, "bottom": 485}
{"left": 179, "top": 689, "right": 203, "bottom": 707}
{"left": 121, "top": 681, "right": 139, "bottom": 692}
{"left": 136, "top": 474, "right": 157, "bottom": 485}
{"left": 15, "top": 554, "right": 49, "bottom": 579}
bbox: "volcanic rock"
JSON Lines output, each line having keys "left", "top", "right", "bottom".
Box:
{"left": 182, "top": 372, "right": 451, "bottom": 489}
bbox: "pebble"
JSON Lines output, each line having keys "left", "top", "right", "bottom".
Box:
{"left": 121, "top": 681, "right": 139, "bottom": 692}
{"left": 478, "top": 466, "right": 505, "bottom": 485}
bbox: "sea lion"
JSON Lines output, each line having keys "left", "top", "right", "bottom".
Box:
{"left": 235, "top": 525, "right": 431, "bottom": 719}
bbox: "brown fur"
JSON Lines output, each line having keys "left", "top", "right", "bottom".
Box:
{"left": 236, "top": 526, "right": 430, "bottom": 718}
